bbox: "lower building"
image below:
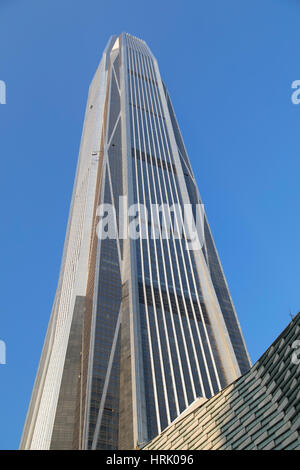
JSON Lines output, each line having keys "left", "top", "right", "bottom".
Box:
{"left": 143, "top": 312, "right": 300, "bottom": 450}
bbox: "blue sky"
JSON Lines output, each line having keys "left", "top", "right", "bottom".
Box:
{"left": 0, "top": 0, "right": 299, "bottom": 449}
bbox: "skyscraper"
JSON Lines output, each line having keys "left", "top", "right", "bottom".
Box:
{"left": 20, "top": 33, "right": 251, "bottom": 451}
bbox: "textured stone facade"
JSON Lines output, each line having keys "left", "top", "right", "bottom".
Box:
{"left": 143, "top": 313, "right": 300, "bottom": 450}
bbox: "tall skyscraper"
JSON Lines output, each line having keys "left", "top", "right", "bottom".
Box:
{"left": 20, "top": 33, "right": 251, "bottom": 451}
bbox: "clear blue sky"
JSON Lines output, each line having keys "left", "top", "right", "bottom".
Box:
{"left": 0, "top": 0, "right": 299, "bottom": 450}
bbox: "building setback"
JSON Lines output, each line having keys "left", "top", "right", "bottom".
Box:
{"left": 20, "top": 33, "right": 251, "bottom": 450}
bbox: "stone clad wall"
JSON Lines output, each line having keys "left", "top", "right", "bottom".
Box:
{"left": 143, "top": 313, "right": 300, "bottom": 450}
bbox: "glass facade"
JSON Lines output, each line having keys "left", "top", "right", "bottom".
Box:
{"left": 126, "top": 35, "right": 229, "bottom": 442}
{"left": 20, "top": 33, "right": 251, "bottom": 451}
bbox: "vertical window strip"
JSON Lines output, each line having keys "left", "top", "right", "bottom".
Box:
{"left": 134, "top": 48, "right": 184, "bottom": 418}
{"left": 134, "top": 51, "right": 192, "bottom": 410}
{"left": 127, "top": 39, "right": 161, "bottom": 434}
{"left": 130, "top": 45, "right": 171, "bottom": 427}
{"left": 142, "top": 53, "right": 216, "bottom": 396}
{"left": 146, "top": 55, "right": 222, "bottom": 394}
{"left": 137, "top": 50, "right": 201, "bottom": 403}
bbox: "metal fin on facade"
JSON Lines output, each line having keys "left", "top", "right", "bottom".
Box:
{"left": 20, "top": 33, "right": 251, "bottom": 451}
